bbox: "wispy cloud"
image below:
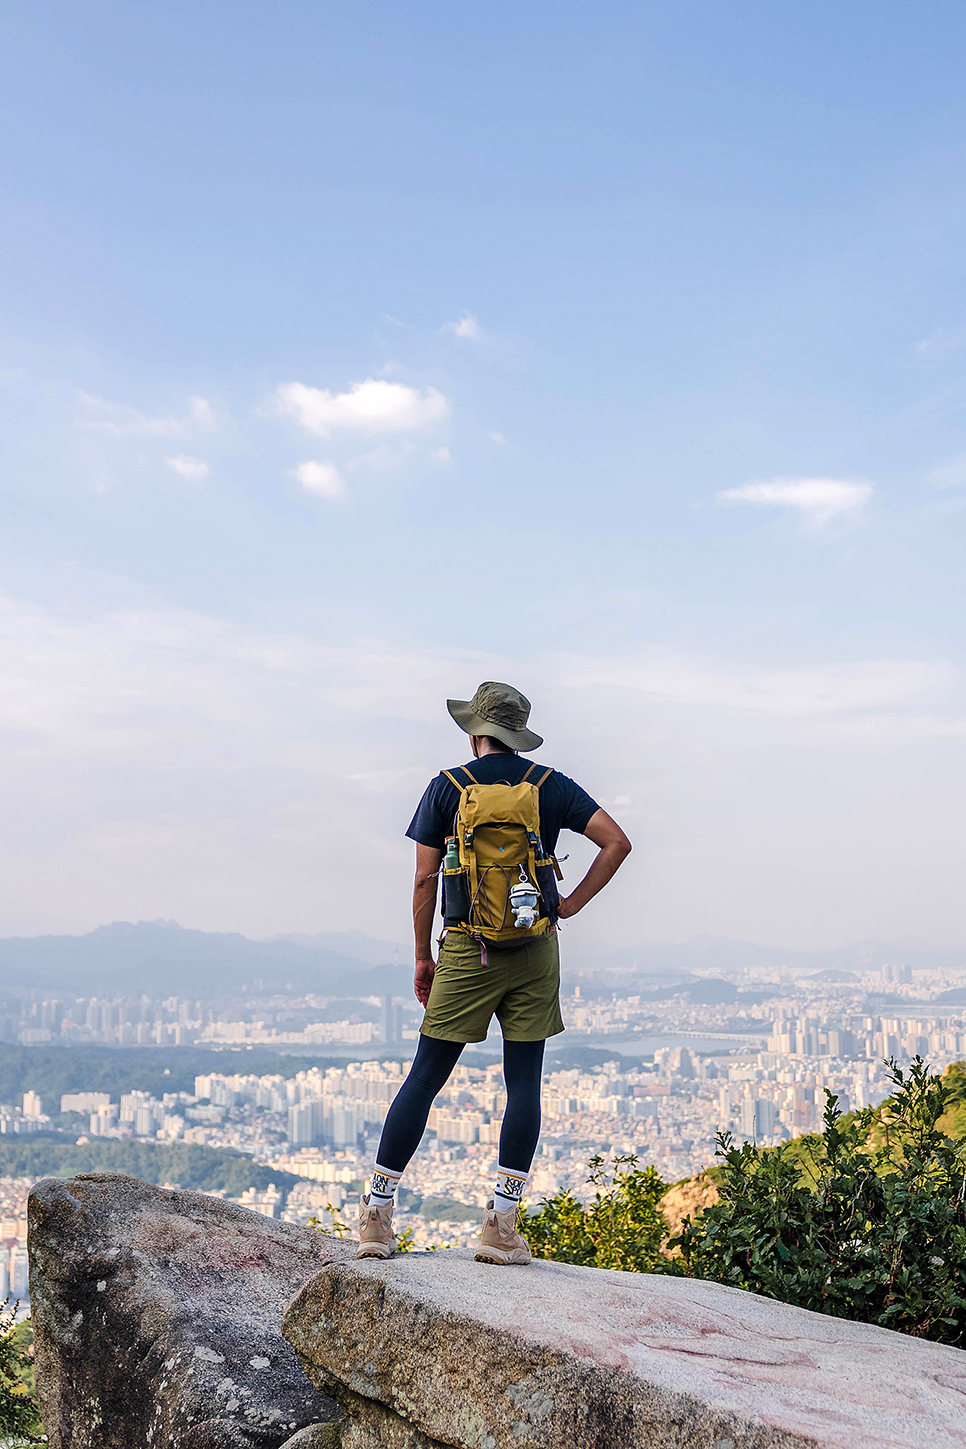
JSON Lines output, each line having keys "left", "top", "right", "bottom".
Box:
{"left": 275, "top": 378, "right": 449, "bottom": 437}
{"left": 442, "top": 312, "right": 481, "bottom": 340}
{"left": 78, "top": 393, "right": 214, "bottom": 438}
{"left": 294, "top": 460, "right": 344, "bottom": 498}
{"left": 0, "top": 590, "right": 485, "bottom": 933}
{"left": 166, "top": 455, "right": 210, "bottom": 482}
{"left": 928, "top": 454, "right": 966, "bottom": 490}
{"left": 915, "top": 325, "right": 966, "bottom": 360}
{"left": 718, "top": 477, "right": 872, "bottom": 528}
{"left": 563, "top": 656, "right": 954, "bottom": 718}
{"left": 0, "top": 586, "right": 963, "bottom": 943}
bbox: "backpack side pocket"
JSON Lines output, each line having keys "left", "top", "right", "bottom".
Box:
{"left": 534, "top": 859, "right": 560, "bottom": 926}
{"left": 442, "top": 870, "right": 471, "bottom": 927}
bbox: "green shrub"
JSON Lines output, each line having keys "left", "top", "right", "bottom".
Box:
{"left": 525, "top": 1153, "right": 673, "bottom": 1273}
{"left": 0, "top": 1308, "right": 43, "bottom": 1444}
{"left": 673, "top": 1058, "right": 966, "bottom": 1345}
{"left": 524, "top": 1060, "right": 966, "bottom": 1347}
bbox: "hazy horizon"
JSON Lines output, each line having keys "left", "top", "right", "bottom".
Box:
{"left": 3, "top": 917, "right": 965, "bottom": 966}
{"left": 2, "top": 4, "right": 965, "bottom": 952}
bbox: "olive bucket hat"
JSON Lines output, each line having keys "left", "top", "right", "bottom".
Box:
{"left": 446, "top": 681, "right": 544, "bottom": 753}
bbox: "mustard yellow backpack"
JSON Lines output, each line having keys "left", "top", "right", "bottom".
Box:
{"left": 439, "top": 763, "right": 563, "bottom": 947}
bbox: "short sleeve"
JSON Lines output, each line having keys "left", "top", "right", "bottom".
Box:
{"left": 405, "top": 775, "right": 452, "bottom": 850}
{"left": 556, "top": 772, "right": 600, "bottom": 836}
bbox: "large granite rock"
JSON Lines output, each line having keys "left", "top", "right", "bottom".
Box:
{"left": 28, "top": 1172, "right": 354, "bottom": 1448}
{"left": 283, "top": 1249, "right": 966, "bottom": 1449}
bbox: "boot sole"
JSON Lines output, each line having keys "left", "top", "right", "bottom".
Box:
{"left": 357, "top": 1245, "right": 395, "bottom": 1259}
{"left": 474, "top": 1248, "right": 531, "bottom": 1265}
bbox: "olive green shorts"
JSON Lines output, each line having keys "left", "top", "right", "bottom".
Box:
{"left": 420, "top": 928, "right": 565, "bottom": 1044}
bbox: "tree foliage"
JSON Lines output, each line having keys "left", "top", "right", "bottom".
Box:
{"left": 0, "top": 1044, "right": 337, "bottom": 1107}
{"left": 526, "top": 1154, "right": 673, "bottom": 1273}
{"left": 0, "top": 1138, "right": 302, "bottom": 1196}
{"left": 673, "top": 1059, "right": 966, "bottom": 1343}
{"left": 0, "top": 1308, "right": 43, "bottom": 1444}
{"left": 527, "top": 1060, "right": 966, "bottom": 1347}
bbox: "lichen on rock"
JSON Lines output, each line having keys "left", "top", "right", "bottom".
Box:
{"left": 28, "top": 1171, "right": 353, "bottom": 1448}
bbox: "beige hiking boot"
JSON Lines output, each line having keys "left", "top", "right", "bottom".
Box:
{"left": 357, "top": 1194, "right": 397, "bottom": 1259}
{"left": 474, "top": 1198, "right": 532, "bottom": 1266}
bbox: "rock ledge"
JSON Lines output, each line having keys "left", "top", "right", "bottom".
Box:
{"left": 283, "top": 1249, "right": 966, "bottom": 1449}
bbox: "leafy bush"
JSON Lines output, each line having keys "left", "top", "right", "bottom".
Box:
{"left": 525, "top": 1153, "right": 673, "bottom": 1273}
{"left": 0, "top": 1308, "right": 43, "bottom": 1444}
{"left": 525, "top": 1060, "right": 966, "bottom": 1347}
{"left": 674, "top": 1058, "right": 966, "bottom": 1345}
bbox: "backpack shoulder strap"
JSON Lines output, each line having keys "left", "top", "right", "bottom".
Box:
{"left": 442, "top": 765, "right": 476, "bottom": 791}
{"left": 534, "top": 767, "right": 553, "bottom": 788}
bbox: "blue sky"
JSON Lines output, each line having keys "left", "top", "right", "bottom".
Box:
{"left": 1, "top": 2, "right": 965, "bottom": 952}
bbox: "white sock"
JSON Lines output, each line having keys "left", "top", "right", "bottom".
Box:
{"left": 493, "top": 1165, "right": 527, "bottom": 1214}
{"left": 369, "top": 1163, "right": 402, "bottom": 1204}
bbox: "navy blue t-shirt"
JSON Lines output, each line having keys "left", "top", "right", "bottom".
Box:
{"left": 406, "top": 755, "right": 600, "bottom": 857}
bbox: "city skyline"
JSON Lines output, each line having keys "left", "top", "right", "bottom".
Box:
{"left": 2, "top": 926, "right": 965, "bottom": 1265}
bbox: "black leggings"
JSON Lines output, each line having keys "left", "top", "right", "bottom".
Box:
{"left": 375, "top": 1034, "right": 545, "bottom": 1175}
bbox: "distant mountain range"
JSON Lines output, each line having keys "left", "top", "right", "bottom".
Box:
{"left": 267, "top": 930, "right": 404, "bottom": 966}
{"left": 0, "top": 920, "right": 367, "bottom": 997}
{"left": 0, "top": 921, "right": 961, "bottom": 1000}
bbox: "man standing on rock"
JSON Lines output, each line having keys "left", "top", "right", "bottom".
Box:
{"left": 358, "top": 682, "right": 632, "bottom": 1263}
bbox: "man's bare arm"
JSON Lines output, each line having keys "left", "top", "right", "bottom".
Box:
{"left": 556, "top": 808, "right": 631, "bottom": 920}
{"left": 413, "top": 842, "right": 443, "bottom": 1005}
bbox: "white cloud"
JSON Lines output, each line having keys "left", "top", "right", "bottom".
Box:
{"left": 294, "top": 460, "right": 344, "bottom": 498}
{"left": 166, "top": 455, "right": 210, "bottom": 482}
{"left": 78, "top": 393, "right": 215, "bottom": 439}
{"left": 563, "top": 657, "right": 954, "bottom": 717}
{"left": 718, "top": 477, "right": 872, "bottom": 527}
{"left": 443, "top": 312, "right": 481, "bottom": 340}
{"left": 275, "top": 378, "right": 449, "bottom": 437}
{"left": 490, "top": 432, "right": 508, "bottom": 445}
{"left": 431, "top": 447, "right": 452, "bottom": 464}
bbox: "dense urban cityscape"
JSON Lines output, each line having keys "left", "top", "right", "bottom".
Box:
{"left": 1, "top": 949, "right": 965, "bottom": 1267}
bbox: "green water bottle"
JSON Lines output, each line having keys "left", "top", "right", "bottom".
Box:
{"left": 444, "top": 836, "right": 460, "bottom": 870}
